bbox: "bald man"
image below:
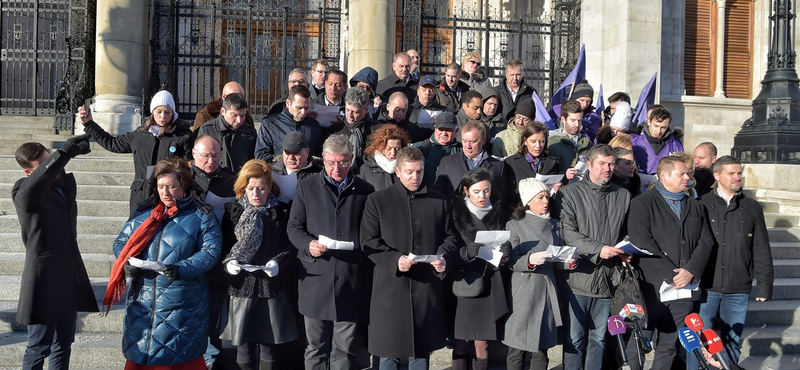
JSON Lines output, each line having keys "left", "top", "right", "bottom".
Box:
{"left": 193, "top": 81, "right": 255, "bottom": 130}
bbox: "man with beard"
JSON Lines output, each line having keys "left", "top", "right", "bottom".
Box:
{"left": 373, "top": 92, "right": 430, "bottom": 142}
{"left": 437, "top": 63, "right": 471, "bottom": 113}
{"left": 195, "top": 93, "right": 257, "bottom": 172}
{"left": 548, "top": 100, "right": 593, "bottom": 176}
{"left": 692, "top": 142, "right": 717, "bottom": 197}
{"left": 377, "top": 52, "right": 417, "bottom": 103}
{"left": 631, "top": 107, "right": 684, "bottom": 174}
{"left": 495, "top": 59, "right": 534, "bottom": 121}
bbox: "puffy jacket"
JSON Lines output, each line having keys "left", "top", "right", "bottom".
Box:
{"left": 114, "top": 195, "right": 222, "bottom": 366}
{"left": 699, "top": 191, "right": 774, "bottom": 298}
{"left": 555, "top": 176, "right": 630, "bottom": 297}
{"left": 495, "top": 78, "right": 534, "bottom": 122}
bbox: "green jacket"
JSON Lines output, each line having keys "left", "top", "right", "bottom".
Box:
{"left": 412, "top": 136, "right": 462, "bottom": 189}
{"left": 491, "top": 120, "right": 523, "bottom": 158}
{"left": 546, "top": 131, "right": 593, "bottom": 168}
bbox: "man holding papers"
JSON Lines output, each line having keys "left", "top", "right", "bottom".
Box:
{"left": 257, "top": 85, "right": 324, "bottom": 163}
{"left": 361, "top": 147, "right": 458, "bottom": 370}
{"left": 287, "top": 134, "right": 375, "bottom": 370}
{"left": 555, "top": 144, "right": 630, "bottom": 370}
{"left": 626, "top": 155, "right": 713, "bottom": 370}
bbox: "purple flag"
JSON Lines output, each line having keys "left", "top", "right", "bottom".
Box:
{"left": 632, "top": 73, "right": 658, "bottom": 127}
{"left": 595, "top": 84, "right": 605, "bottom": 122}
{"left": 549, "top": 44, "right": 586, "bottom": 115}
{"left": 532, "top": 92, "right": 556, "bottom": 130}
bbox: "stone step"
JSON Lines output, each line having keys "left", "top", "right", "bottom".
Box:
{"left": 746, "top": 299, "right": 800, "bottom": 326}
{"left": 752, "top": 278, "right": 800, "bottom": 300}
{"left": 770, "top": 242, "right": 800, "bottom": 259}
{"left": 0, "top": 253, "right": 114, "bottom": 277}
{"left": 0, "top": 170, "right": 134, "bottom": 186}
{"left": 0, "top": 215, "right": 128, "bottom": 235}
{"left": 0, "top": 233, "right": 117, "bottom": 254}
{"left": 765, "top": 213, "right": 800, "bottom": 228}
{"left": 0, "top": 199, "right": 129, "bottom": 217}
{"left": 738, "top": 354, "right": 800, "bottom": 370}
{"left": 741, "top": 324, "right": 800, "bottom": 357}
{"left": 760, "top": 201, "right": 782, "bottom": 214}
{"left": 0, "top": 116, "right": 54, "bottom": 127}
{"left": 0, "top": 332, "right": 125, "bottom": 369}
{"left": 0, "top": 300, "right": 124, "bottom": 333}
{"left": 767, "top": 227, "right": 800, "bottom": 243}
{"left": 775, "top": 259, "right": 800, "bottom": 278}
{"left": 0, "top": 276, "right": 109, "bottom": 302}
{"left": 0, "top": 183, "right": 130, "bottom": 202}
{"left": 0, "top": 156, "right": 134, "bottom": 173}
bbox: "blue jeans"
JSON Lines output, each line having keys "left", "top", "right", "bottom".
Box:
{"left": 379, "top": 356, "right": 429, "bottom": 370}
{"left": 22, "top": 311, "right": 77, "bottom": 370}
{"left": 686, "top": 291, "right": 749, "bottom": 370}
{"left": 562, "top": 294, "right": 611, "bottom": 370}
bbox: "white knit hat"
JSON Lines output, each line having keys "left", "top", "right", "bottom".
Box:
{"left": 150, "top": 90, "right": 178, "bottom": 122}
{"left": 519, "top": 177, "right": 549, "bottom": 206}
{"left": 609, "top": 101, "right": 632, "bottom": 131}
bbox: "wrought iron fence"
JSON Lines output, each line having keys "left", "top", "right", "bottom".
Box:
{"left": 0, "top": 0, "right": 94, "bottom": 120}
{"left": 147, "top": 0, "right": 342, "bottom": 120}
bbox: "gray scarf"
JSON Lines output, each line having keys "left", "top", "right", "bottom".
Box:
{"left": 464, "top": 196, "right": 492, "bottom": 220}
{"left": 226, "top": 194, "right": 278, "bottom": 263}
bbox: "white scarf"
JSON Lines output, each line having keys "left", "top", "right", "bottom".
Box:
{"left": 374, "top": 151, "right": 397, "bottom": 173}
{"left": 526, "top": 209, "right": 551, "bottom": 220}
{"left": 465, "top": 196, "right": 492, "bottom": 220}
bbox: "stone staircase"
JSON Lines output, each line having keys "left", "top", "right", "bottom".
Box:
{"left": 0, "top": 117, "right": 798, "bottom": 369}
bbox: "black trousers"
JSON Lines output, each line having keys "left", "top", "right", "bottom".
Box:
{"left": 625, "top": 299, "right": 694, "bottom": 370}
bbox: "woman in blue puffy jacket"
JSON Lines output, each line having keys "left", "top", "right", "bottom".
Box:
{"left": 104, "top": 157, "right": 222, "bottom": 370}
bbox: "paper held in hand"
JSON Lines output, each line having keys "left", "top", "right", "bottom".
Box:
{"left": 545, "top": 245, "right": 577, "bottom": 262}
{"left": 613, "top": 240, "right": 653, "bottom": 255}
{"left": 417, "top": 109, "right": 442, "bottom": 129}
{"left": 535, "top": 173, "right": 565, "bottom": 191}
{"left": 569, "top": 161, "right": 588, "bottom": 183}
{"left": 659, "top": 280, "right": 700, "bottom": 302}
{"left": 474, "top": 230, "right": 510, "bottom": 267}
{"left": 128, "top": 257, "right": 165, "bottom": 272}
{"left": 313, "top": 104, "right": 341, "bottom": 127}
{"left": 318, "top": 235, "right": 355, "bottom": 251}
{"left": 407, "top": 253, "right": 443, "bottom": 263}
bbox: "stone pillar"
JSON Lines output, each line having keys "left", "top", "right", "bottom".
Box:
{"left": 347, "top": 0, "right": 396, "bottom": 80}
{"left": 713, "top": 0, "right": 726, "bottom": 97}
{"left": 83, "top": 0, "right": 149, "bottom": 135}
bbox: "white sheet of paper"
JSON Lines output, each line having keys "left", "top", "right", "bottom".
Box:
{"left": 205, "top": 191, "right": 236, "bottom": 223}
{"left": 535, "top": 173, "right": 565, "bottom": 189}
{"left": 474, "top": 230, "right": 510, "bottom": 248}
{"left": 314, "top": 104, "right": 342, "bottom": 127}
{"left": 545, "top": 245, "right": 577, "bottom": 262}
{"left": 318, "top": 235, "right": 355, "bottom": 251}
{"left": 477, "top": 247, "right": 504, "bottom": 267}
{"left": 613, "top": 240, "right": 653, "bottom": 255}
{"left": 659, "top": 280, "right": 700, "bottom": 302}
{"left": 416, "top": 109, "right": 442, "bottom": 129}
{"left": 639, "top": 174, "right": 658, "bottom": 193}
{"left": 127, "top": 257, "right": 165, "bottom": 272}
{"left": 272, "top": 173, "right": 299, "bottom": 203}
{"left": 146, "top": 165, "right": 155, "bottom": 179}
{"left": 407, "top": 253, "right": 443, "bottom": 263}
{"left": 235, "top": 262, "right": 270, "bottom": 273}
{"left": 569, "top": 161, "right": 588, "bottom": 183}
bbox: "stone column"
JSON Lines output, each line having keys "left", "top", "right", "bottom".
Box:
{"left": 347, "top": 0, "right": 396, "bottom": 80}
{"left": 83, "top": 0, "right": 149, "bottom": 135}
{"left": 713, "top": 0, "right": 726, "bottom": 97}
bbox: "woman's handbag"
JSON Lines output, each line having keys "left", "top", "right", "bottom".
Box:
{"left": 452, "top": 262, "right": 488, "bottom": 298}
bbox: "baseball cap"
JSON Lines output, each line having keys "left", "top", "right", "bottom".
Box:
{"left": 282, "top": 131, "right": 309, "bottom": 154}
{"left": 434, "top": 112, "right": 457, "bottom": 130}
{"left": 419, "top": 76, "right": 436, "bottom": 87}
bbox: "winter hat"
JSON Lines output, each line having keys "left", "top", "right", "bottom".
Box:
{"left": 434, "top": 112, "right": 457, "bottom": 130}
{"left": 150, "top": 90, "right": 178, "bottom": 122}
{"left": 610, "top": 101, "right": 633, "bottom": 131}
{"left": 518, "top": 177, "right": 549, "bottom": 206}
{"left": 515, "top": 98, "right": 537, "bottom": 120}
{"left": 570, "top": 80, "right": 594, "bottom": 100}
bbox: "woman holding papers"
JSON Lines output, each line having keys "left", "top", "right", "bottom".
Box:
{"left": 219, "top": 159, "right": 299, "bottom": 369}
{"left": 357, "top": 124, "right": 411, "bottom": 191}
{"left": 105, "top": 158, "right": 221, "bottom": 369}
{"left": 503, "top": 178, "right": 576, "bottom": 370}
{"left": 503, "top": 122, "right": 565, "bottom": 206}
{"left": 449, "top": 169, "right": 511, "bottom": 370}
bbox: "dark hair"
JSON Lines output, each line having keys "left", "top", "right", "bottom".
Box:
{"left": 595, "top": 125, "right": 613, "bottom": 145}
{"left": 697, "top": 142, "right": 718, "bottom": 157}
{"left": 647, "top": 104, "right": 665, "bottom": 115}
{"left": 288, "top": 85, "right": 311, "bottom": 102}
{"left": 143, "top": 113, "right": 174, "bottom": 135}
{"left": 516, "top": 121, "right": 549, "bottom": 156}
{"left": 560, "top": 100, "right": 583, "bottom": 118}
{"left": 712, "top": 155, "right": 741, "bottom": 174}
{"left": 396, "top": 147, "right": 425, "bottom": 167}
{"left": 456, "top": 168, "right": 493, "bottom": 199}
{"left": 586, "top": 144, "right": 617, "bottom": 163}
{"left": 15, "top": 142, "right": 49, "bottom": 170}
{"left": 608, "top": 92, "right": 631, "bottom": 104}
{"left": 222, "top": 93, "right": 248, "bottom": 110}
{"left": 445, "top": 62, "right": 461, "bottom": 72}
{"left": 328, "top": 69, "right": 348, "bottom": 83}
{"left": 148, "top": 157, "right": 194, "bottom": 199}
{"left": 460, "top": 90, "right": 483, "bottom": 105}
{"left": 648, "top": 107, "right": 672, "bottom": 123}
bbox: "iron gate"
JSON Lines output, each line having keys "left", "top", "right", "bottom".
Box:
{"left": 148, "top": 0, "right": 341, "bottom": 119}
{"left": 0, "top": 0, "right": 95, "bottom": 118}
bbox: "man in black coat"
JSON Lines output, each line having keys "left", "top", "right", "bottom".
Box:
{"left": 494, "top": 58, "right": 534, "bottom": 122}
{"left": 407, "top": 76, "right": 447, "bottom": 131}
{"left": 13, "top": 137, "right": 99, "bottom": 369}
{"left": 376, "top": 52, "right": 418, "bottom": 104}
{"left": 373, "top": 92, "right": 431, "bottom": 143}
{"left": 436, "top": 63, "right": 471, "bottom": 113}
{"left": 360, "top": 147, "right": 457, "bottom": 369}
{"left": 195, "top": 93, "right": 257, "bottom": 173}
{"left": 256, "top": 85, "right": 324, "bottom": 163}
{"left": 287, "top": 134, "right": 374, "bottom": 370}
{"left": 272, "top": 131, "right": 323, "bottom": 182}
{"left": 626, "top": 155, "right": 714, "bottom": 370}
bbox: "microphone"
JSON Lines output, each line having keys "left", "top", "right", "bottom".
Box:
{"left": 619, "top": 304, "right": 652, "bottom": 354}
{"left": 685, "top": 312, "right": 705, "bottom": 333}
{"left": 679, "top": 327, "right": 710, "bottom": 370}
{"left": 700, "top": 329, "right": 733, "bottom": 370}
{"left": 608, "top": 315, "right": 631, "bottom": 370}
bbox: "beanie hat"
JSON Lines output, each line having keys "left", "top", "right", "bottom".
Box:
{"left": 515, "top": 98, "right": 537, "bottom": 120}
{"left": 150, "top": 90, "right": 178, "bottom": 123}
{"left": 609, "top": 101, "right": 633, "bottom": 131}
{"left": 518, "top": 177, "right": 549, "bottom": 206}
{"left": 570, "top": 80, "right": 594, "bottom": 100}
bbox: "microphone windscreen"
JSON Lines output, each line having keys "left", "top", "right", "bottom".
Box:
{"left": 685, "top": 313, "right": 704, "bottom": 332}
{"left": 678, "top": 327, "right": 701, "bottom": 351}
{"left": 608, "top": 315, "right": 626, "bottom": 335}
{"left": 700, "top": 329, "right": 724, "bottom": 354}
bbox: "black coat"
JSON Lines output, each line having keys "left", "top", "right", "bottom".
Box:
{"left": 503, "top": 153, "right": 561, "bottom": 206}
{"left": 82, "top": 119, "right": 193, "bottom": 214}
{"left": 699, "top": 191, "right": 773, "bottom": 298}
{"left": 356, "top": 155, "right": 397, "bottom": 191}
{"left": 434, "top": 153, "right": 507, "bottom": 205}
{"left": 195, "top": 116, "right": 258, "bottom": 173}
{"left": 373, "top": 108, "right": 432, "bottom": 143}
{"left": 407, "top": 99, "right": 447, "bottom": 129}
{"left": 628, "top": 188, "right": 714, "bottom": 302}
{"left": 360, "top": 181, "right": 458, "bottom": 358}
{"left": 436, "top": 80, "right": 471, "bottom": 113}
{"left": 272, "top": 158, "right": 324, "bottom": 183}
{"left": 13, "top": 150, "right": 99, "bottom": 324}
{"left": 287, "top": 173, "right": 374, "bottom": 322}
{"left": 256, "top": 110, "right": 324, "bottom": 163}
{"left": 495, "top": 79, "right": 535, "bottom": 122}
{"left": 376, "top": 72, "right": 418, "bottom": 104}
{"left": 192, "top": 166, "right": 238, "bottom": 292}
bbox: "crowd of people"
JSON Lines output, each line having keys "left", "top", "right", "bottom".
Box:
{"left": 12, "top": 50, "right": 774, "bottom": 370}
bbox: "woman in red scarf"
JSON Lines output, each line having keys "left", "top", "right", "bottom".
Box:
{"left": 105, "top": 158, "right": 222, "bottom": 370}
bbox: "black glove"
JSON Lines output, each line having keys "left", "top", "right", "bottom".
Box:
{"left": 466, "top": 243, "right": 482, "bottom": 259}
{"left": 161, "top": 265, "right": 180, "bottom": 281}
{"left": 123, "top": 261, "right": 141, "bottom": 277}
{"left": 500, "top": 243, "right": 512, "bottom": 261}
{"left": 61, "top": 134, "right": 92, "bottom": 158}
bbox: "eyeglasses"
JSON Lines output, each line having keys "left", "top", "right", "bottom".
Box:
{"left": 468, "top": 60, "right": 481, "bottom": 66}
{"left": 194, "top": 151, "right": 221, "bottom": 159}
{"left": 324, "top": 160, "right": 351, "bottom": 168}
{"left": 314, "top": 70, "right": 329, "bottom": 74}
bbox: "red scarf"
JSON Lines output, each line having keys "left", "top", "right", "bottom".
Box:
{"left": 102, "top": 202, "right": 178, "bottom": 314}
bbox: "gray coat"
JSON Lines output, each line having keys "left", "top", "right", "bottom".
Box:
{"left": 503, "top": 213, "right": 565, "bottom": 352}
{"left": 556, "top": 176, "right": 630, "bottom": 298}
